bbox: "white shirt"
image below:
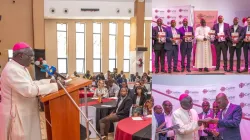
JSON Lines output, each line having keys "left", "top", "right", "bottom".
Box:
{"left": 219, "top": 23, "right": 224, "bottom": 33}
{"left": 234, "top": 25, "right": 238, "bottom": 32}
{"left": 136, "top": 96, "right": 140, "bottom": 106}
{"left": 171, "top": 27, "right": 177, "bottom": 35}
{"left": 164, "top": 112, "right": 175, "bottom": 137}
{"left": 158, "top": 26, "right": 163, "bottom": 32}
{"left": 222, "top": 103, "right": 231, "bottom": 119}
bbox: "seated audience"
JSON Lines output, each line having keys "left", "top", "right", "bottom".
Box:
{"left": 93, "top": 80, "right": 108, "bottom": 98}
{"left": 99, "top": 87, "right": 132, "bottom": 140}
{"left": 96, "top": 72, "right": 105, "bottom": 81}
{"left": 83, "top": 70, "right": 92, "bottom": 80}
{"left": 107, "top": 79, "right": 120, "bottom": 97}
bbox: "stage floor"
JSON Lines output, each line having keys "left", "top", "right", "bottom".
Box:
{"left": 152, "top": 60, "right": 250, "bottom": 75}
{"left": 40, "top": 112, "right": 114, "bottom": 140}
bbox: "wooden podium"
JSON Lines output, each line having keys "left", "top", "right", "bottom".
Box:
{"left": 40, "top": 78, "right": 92, "bottom": 140}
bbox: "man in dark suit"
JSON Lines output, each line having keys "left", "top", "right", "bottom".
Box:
{"left": 179, "top": 18, "right": 194, "bottom": 72}
{"left": 99, "top": 87, "right": 132, "bottom": 140}
{"left": 198, "top": 101, "right": 214, "bottom": 140}
{"left": 242, "top": 17, "right": 250, "bottom": 72}
{"left": 213, "top": 15, "right": 230, "bottom": 71}
{"left": 203, "top": 93, "right": 242, "bottom": 140}
{"left": 152, "top": 18, "right": 167, "bottom": 73}
{"left": 165, "top": 20, "right": 181, "bottom": 73}
{"left": 228, "top": 17, "right": 244, "bottom": 73}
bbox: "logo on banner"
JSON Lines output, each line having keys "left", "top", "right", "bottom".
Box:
{"left": 203, "top": 97, "right": 216, "bottom": 102}
{"left": 179, "top": 15, "right": 188, "bottom": 19}
{"left": 239, "top": 82, "right": 250, "bottom": 88}
{"left": 179, "top": 9, "right": 189, "bottom": 12}
{"left": 167, "top": 9, "right": 177, "bottom": 13}
{"left": 155, "top": 15, "right": 164, "bottom": 20}
{"left": 239, "top": 92, "right": 250, "bottom": 98}
{"left": 166, "top": 89, "right": 181, "bottom": 95}
{"left": 202, "top": 89, "right": 217, "bottom": 94}
{"left": 227, "top": 96, "right": 236, "bottom": 102}
{"left": 220, "top": 86, "right": 235, "bottom": 92}
{"left": 167, "top": 15, "right": 176, "bottom": 19}
{"left": 196, "top": 13, "right": 215, "bottom": 20}
{"left": 240, "top": 102, "right": 250, "bottom": 108}
{"left": 184, "top": 90, "right": 199, "bottom": 95}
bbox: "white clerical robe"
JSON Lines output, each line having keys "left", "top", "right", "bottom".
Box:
{"left": 195, "top": 26, "right": 213, "bottom": 68}
{"left": 172, "top": 108, "right": 200, "bottom": 140}
{"left": 0, "top": 60, "right": 58, "bottom": 140}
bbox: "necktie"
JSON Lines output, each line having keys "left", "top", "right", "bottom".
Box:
{"left": 160, "top": 26, "right": 162, "bottom": 32}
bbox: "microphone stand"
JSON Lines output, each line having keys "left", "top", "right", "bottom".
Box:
{"left": 57, "top": 80, "right": 102, "bottom": 140}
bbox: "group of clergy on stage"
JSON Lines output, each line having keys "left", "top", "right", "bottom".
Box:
{"left": 152, "top": 93, "right": 242, "bottom": 140}
{"left": 152, "top": 16, "right": 250, "bottom": 73}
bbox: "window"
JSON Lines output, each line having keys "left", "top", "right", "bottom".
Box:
{"left": 150, "top": 23, "right": 152, "bottom": 72}
{"left": 76, "top": 23, "right": 85, "bottom": 73}
{"left": 93, "top": 23, "right": 102, "bottom": 73}
{"left": 109, "top": 22, "right": 117, "bottom": 72}
{"left": 8, "top": 50, "right": 13, "bottom": 61}
{"left": 57, "top": 23, "right": 67, "bottom": 74}
{"left": 123, "top": 23, "right": 130, "bottom": 72}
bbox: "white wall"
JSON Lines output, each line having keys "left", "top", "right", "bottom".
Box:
{"left": 153, "top": 0, "right": 250, "bottom": 25}
{"left": 44, "top": 0, "right": 152, "bottom": 19}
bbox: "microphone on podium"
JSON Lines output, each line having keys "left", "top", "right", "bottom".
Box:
{"left": 33, "top": 58, "right": 67, "bottom": 80}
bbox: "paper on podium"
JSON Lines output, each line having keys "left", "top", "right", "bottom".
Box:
{"left": 132, "top": 117, "right": 143, "bottom": 121}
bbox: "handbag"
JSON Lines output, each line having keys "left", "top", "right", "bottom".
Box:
{"left": 8, "top": 89, "right": 25, "bottom": 140}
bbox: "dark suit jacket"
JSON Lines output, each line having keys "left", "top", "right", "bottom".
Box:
{"left": 165, "top": 27, "right": 180, "bottom": 50}
{"left": 152, "top": 26, "right": 167, "bottom": 51}
{"left": 198, "top": 110, "right": 214, "bottom": 137}
{"left": 113, "top": 95, "right": 133, "bottom": 120}
{"left": 218, "top": 103, "right": 242, "bottom": 140}
{"left": 212, "top": 23, "right": 230, "bottom": 45}
{"left": 228, "top": 25, "right": 244, "bottom": 48}
{"left": 132, "top": 94, "right": 146, "bottom": 106}
{"left": 242, "top": 26, "right": 250, "bottom": 47}
{"left": 179, "top": 26, "right": 194, "bottom": 48}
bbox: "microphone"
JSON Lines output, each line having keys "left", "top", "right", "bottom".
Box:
{"left": 34, "top": 59, "right": 67, "bottom": 80}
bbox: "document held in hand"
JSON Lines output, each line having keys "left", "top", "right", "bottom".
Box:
{"left": 218, "top": 32, "right": 226, "bottom": 42}
{"left": 158, "top": 32, "right": 166, "bottom": 43}
{"left": 173, "top": 34, "right": 180, "bottom": 45}
{"left": 245, "top": 31, "right": 250, "bottom": 41}
{"left": 208, "top": 30, "right": 215, "bottom": 41}
{"left": 185, "top": 32, "right": 193, "bottom": 42}
{"left": 231, "top": 32, "right": 239, "bottom": 46}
